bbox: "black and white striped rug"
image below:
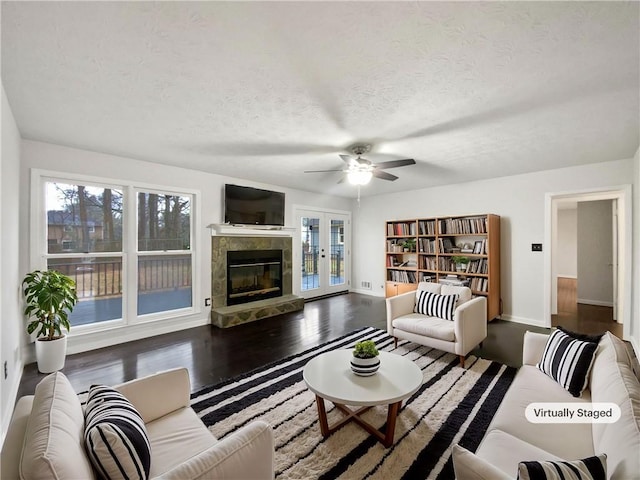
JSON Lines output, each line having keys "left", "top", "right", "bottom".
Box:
{"left": 190, "top": 327, "right": 516, "bottom": 480}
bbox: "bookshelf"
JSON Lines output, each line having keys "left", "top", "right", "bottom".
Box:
{"left": 385, "top": 214, "right": 501, "bottom": 321}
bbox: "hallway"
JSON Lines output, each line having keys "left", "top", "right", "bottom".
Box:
{"left": 552, "top": 277, "right": 622, "bottom": 338}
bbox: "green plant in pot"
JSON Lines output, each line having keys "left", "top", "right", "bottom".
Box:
{"left": 351, "top": 340, "right": 380, "bottom": 376}
{"left": 22, "top": 269, "right": 78, "bottom": 373}
{"left": 451, "top": 255, "right": 470, "bottom": 272}
{"left": 402, "top": 238, "right": 416, "bottom": 252}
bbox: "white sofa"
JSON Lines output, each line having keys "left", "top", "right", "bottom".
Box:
{"left": 454, "top": 330, "right": 640, "bottom": 479}
{"left": 386, "top": 282, "right": 487, "bottom": 367}
{"left": 1, "top": 368, "right": 275, "bottom": 479}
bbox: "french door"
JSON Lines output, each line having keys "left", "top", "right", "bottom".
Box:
{"left": 294, "top": 207, "right": 350, "bottom": 299}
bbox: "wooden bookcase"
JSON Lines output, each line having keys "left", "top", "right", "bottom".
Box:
{"left": 385, "top": 214, "right": 501, "bottom": 321}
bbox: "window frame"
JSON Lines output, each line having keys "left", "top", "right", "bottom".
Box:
{"left": 31, "top": 169, "right": 200, "bottom": 336}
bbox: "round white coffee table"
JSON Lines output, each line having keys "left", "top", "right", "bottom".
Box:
{"left": 303, "top": 349, "right": 422, "bottom": 447}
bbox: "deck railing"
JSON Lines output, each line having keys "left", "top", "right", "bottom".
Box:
{"left": 49, "top": 256, "right": 191, "bottom": 299}
{"left": 302, "top": 251, "right": 343, "bottom": 276}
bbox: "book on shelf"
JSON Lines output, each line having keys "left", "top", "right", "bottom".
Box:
{"left": 388, "top": 270, "right": 417, "bottom": 283}
{"left": 418, "top": 220, "right": 436, "bottom": 235}
{"left": 439, "top": 217, "right": 488, "bottom": 235}
{"left": 439, "top": 277, "right": 470, "bottom": 287}
{"left": 419, "top": 273, "right": 436, "bottom": 282}
{"left": 473, "top": 239, "right": 488, "bottom": 254}
{"left": 387, "top": 222, "right": 417, "bottom": 236}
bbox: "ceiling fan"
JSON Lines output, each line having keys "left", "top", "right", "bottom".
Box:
{"left": 304, "top": 144, "right": 416, "bottom": 185}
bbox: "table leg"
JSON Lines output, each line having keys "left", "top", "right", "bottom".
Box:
{"left": 315, "top": 395, "right": 330, "bottom": 437}
{"left": 383, "top": 401, "right": 402, "bottom": 447}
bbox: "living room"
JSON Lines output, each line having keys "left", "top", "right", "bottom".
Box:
{"left": 1, "top": 2, "right": 640, "bottom": 479}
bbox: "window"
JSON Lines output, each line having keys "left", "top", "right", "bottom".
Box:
{"left": 41, "top": 176, "right": 196, "bottom": 330}
{"left": 46, "top": 182, "right": 124, "bottom": 327}
{"left": 136, "top": 191, "right": 192, "bottom": 315}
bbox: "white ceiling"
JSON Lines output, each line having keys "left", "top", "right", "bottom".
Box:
{"left": 2, "top": 1, "right": 638, "bottom": 198}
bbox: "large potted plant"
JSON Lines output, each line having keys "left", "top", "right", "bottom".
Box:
{"left": 22, "top": 269, "right": 78, "bottom": 373}
{"left": 350, "top": 340, "right": 380, "bottom": 376}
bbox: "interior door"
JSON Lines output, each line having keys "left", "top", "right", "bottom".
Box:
{"left": 295, "top": 208, "right": 350, "bottom": 299}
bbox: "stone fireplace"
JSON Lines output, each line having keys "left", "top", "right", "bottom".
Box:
{"left": 211, "top": 234, "right": 304, "bottom": 328}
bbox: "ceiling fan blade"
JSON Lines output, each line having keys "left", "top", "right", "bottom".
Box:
{"left": 372, "top": 170, "right": 399, "bottom": 181}
{"left": 304, "top": 169, "right": 344, "bottom": 173}
{"left": 339, "top": 154, "right": 354, "bottom": 164}
{"left": 374, "top": 158, "right": 416, "bottom": 169}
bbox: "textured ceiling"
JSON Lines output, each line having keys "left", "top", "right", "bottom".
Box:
{"left": 2, "top": 1, "right": 639, "bottom": 198}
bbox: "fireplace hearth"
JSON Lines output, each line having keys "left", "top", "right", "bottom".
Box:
{"left": 227, "top": 249, "right": 282, "bottom": 306}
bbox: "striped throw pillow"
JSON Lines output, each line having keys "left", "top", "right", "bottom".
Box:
{"left": 84, "top": 385, "right": 151, "bottom": 480}
{"left": 518, "top": 454, "right": 607, "bottom": 480}
{"left": 414, "top": 290, "right": 459, "bottom": 321}
{"left": 537, "top": 328, "right": 599, "bottom": 397}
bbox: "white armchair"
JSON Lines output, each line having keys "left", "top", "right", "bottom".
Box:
{"left": 386, "top": 282, "right": 487, "bottom": 367}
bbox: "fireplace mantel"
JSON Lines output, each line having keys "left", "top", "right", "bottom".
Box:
{"left": 208, "top": 224, "right": 296, "bottom": 237}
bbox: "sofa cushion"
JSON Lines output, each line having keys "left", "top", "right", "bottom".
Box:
{"left": 517, "top": 453, "right": 607, "bottom": 480}
{"left": 19, "top": 371, "right": 95, "bottom": 480}
{"left": 483, "top": 365, "right": 594, "bottom": 461}
{"left": 84, "top": 385, "right": 151, "bottom": 480}
{"left": 476, "top": 429, "right": 563, "bottom": 477}
{"left": 557, "top": 326, "right": 604, "bottom": 344}
{"left": 589, "top": 333, "right": 640, "bottom": 479}
{"left": 417, "top": 281, "right": 441, "bottom": 294}
{"left": 537, "top": 328, "right": 598, "bottom": 397}
{"left": 440, "top": 285, "right": 472, "bottom": 305}
{"left": 451, "top": 444, "right": 511, "bottom": 480}
{"left": 392, "top": 314, "right": 455, "bottom": 341}
{"left": 414, "top": 290, "right": 458, "bottom": 321}
{"left": 145, "top": 406, "right": 218, "bottom": 477}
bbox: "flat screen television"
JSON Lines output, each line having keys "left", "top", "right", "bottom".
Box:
{"left": 224, "top": 184, "right": 285, "bottom": 226}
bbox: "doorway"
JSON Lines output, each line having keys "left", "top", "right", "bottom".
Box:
{"left": 544, "top": 186, "right": 631, "bottom": 339}
{"left": 294, "top": 207, "right": 350, "bottom": 299}
{"left": 554, "top": 276, "right": 622, "bottom": 338}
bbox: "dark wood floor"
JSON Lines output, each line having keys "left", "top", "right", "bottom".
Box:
{"left": 19, "top": 293, "right": 548, "bottom": 397}
{"left": 552, "top": 277, "right": 622, "bottom": 338}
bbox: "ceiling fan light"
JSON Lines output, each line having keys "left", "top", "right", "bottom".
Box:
{"left": 347, "top": 170, "right": 373, "bottom": 185}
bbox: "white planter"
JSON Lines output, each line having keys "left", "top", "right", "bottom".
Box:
{"left": 350, "top": 355, "right": 380, "bottom": 376}
{"left": 35, "top": 336, "right": 67, "bottom": 373}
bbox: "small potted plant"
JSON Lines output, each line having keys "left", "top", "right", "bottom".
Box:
{"left": 451, "top": 255, "right": 470, "bottom": 272}
{"left": 22, "top": 269, "right": 78, "bottom": 373}
{"left": 351, "top": 340, "right": 380, "bottom": 376}
{"left": 402, "top": 238, "right": 416, "bottom": 252}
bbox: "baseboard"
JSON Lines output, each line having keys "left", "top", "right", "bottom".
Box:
{"left": 350, "top": 288, "right": 384, "bottom": 297}
{"left": 1, "top": 357, "right": 24, "bottom": 447}
{"left": 499, "top": 314, "right": 548, "bottom": 329}
{"left": 576, "top": 298, "right": 614, "bottom": 307}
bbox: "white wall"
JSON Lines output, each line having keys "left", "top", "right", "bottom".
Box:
{"left": 20, "top": 140, "right": 353, "bottom": 358}
{"left": 556, "top": 208, "right": 577, "bottom": 278}
{"left": 1, "top": 85, "right": 23, "bottom": 444}
{"left": 577, "top": 200, "right": 614, "bottom": 306}
{"left": 352, "top": 157, "right": 635, "bottom": 327}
